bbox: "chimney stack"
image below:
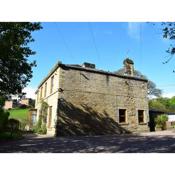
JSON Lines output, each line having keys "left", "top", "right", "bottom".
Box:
{"left": 82, "top": 62, "right": 96, "bottom": 69}
{"left": 123, "top": 58, "right": 134, "bottom": 76}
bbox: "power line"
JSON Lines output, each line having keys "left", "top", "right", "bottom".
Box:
{"left": 56, "top": 23, "right": 75, "bottom": 61}
{"left": 158, "top": 84, "right": 175, "bottom": 88}
{"left": 139, "top": 23, "right": 143, "bottom": 66}
{"left": 87, "top": 22, "right": 101, "bottom": 61}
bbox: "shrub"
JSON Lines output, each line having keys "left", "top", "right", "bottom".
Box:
{"left": 7, "top": 118, "right": 21, "bottom": 137}
{"left": 19, "top": 104, "right": 28, "bottom": 109}
{"left": 40, "top": 123, "right": 47, "bottom": 134}
{"left": 155, "top": 114, "right": 168, "bottom": 130}
{"left": 20, "top": 119, "right": 30, "bottom": 131}
{"left": 0, "top": 96, "right": 5, "bottom": 108}
{"left": 0, "top": 131, "right": 23, "bottom": 140}
{"left": 33, "top": 116, "right": 47, "bottom": 134}
{"left": 0, "top": 108, "right": 10, "bottom": 131}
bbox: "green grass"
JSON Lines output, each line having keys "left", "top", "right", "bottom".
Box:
{"left": 8, "top": 108, "right": 29, "bottom": 123}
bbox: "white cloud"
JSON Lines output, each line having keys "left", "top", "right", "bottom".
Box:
{"left": 22, "top": 87, "right": 36, "bottom": 99}
{"left": 162, "top": 92, "right": 175, "bottom": 98}
{"left": 128, "top": 22, "right": 141, "bottom": 40}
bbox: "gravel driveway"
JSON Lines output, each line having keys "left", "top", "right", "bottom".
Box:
{"left": 1, "top": 130, "right": 175, "bottom": 153}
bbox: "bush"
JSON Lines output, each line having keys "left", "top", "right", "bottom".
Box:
{"left": 33, "top": 117, "right": 47, "bottom": 134}
{"left": 155, "top": 114, "right": 168, "bottom": 130}
{"left": 20, "top": 119, "right": 30, "bottom": 131}
{"left": 19, "top": 104, "right": 28, "bottom": 109}
{"left": 40, "top": 123, "right": 47, "bottom": 134}
{"left": 0, "top": 108, "right": 10, "bottom": 131}
{"left": 0, "top": 131, "right": 23, "bottom": 140}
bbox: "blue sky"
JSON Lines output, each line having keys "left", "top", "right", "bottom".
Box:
{"left": 25, "top": 22, "right": 175, "bottom": 98}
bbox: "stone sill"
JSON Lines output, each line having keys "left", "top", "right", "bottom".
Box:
{"left": 119, "top": 123, "right": 129, "bottom": 125}
{"left": 138, "top": 123, "right": 147, "bottom": 125}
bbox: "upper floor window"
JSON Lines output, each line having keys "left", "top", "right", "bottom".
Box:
{"left": 37, "top": 91, "right": 39, "bottom": 102}
{"left": 40, "top": 87, "right": 43, "bottom": 99}
{"left": 50, "top": 76, "right": 54, "bottom": 94}
{"left": 44, "top": 82, "right": 47, "bottom": 97}
{"left": 138, "top": 110, "right": 144, "bottom": 124}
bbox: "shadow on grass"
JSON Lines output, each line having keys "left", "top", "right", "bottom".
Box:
{"left": 56, "top": 99, "right": 130, "bottom": 136}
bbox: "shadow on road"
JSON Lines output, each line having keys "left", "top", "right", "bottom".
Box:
{"left": 1, "top": 132, "right": 175, "bottom": 153}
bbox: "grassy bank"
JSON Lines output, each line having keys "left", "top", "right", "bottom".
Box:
{"left": 9, "top": 108, "right": 29, "bottom": 123}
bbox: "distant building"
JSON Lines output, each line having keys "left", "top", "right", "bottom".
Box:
{"left": 19, "top": 98, "right": 34, "bottom": 107}
{"left": 3, "top": 98, "right": 34, "bottom": 110}
{"left": 35, "top": 58, "right": 149, "bottom": 136}
{"left": 4, "top": 100, "right": 18, "bottom": 110}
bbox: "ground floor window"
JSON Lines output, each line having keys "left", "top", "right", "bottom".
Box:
{"left": 32, "top": 114, "right": 37, "bottom": 125}
{"left": 138, "top": 110, "right": 144, "bottom": 124}
{"left": 119, "top": 109, "right": 127, "bottom": 123}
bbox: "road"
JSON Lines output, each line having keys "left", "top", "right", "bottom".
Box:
{"left": 1, "top": 130, "right": 175, "bottom": 153}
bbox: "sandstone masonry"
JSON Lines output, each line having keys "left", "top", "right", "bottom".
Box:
{"left": 35, "top": 60, "right": 149, "bottom": 136}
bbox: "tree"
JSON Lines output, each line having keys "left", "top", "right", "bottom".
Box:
{"left": 116, "top": 68, "right": 162, "bottom": 97}
{"left": 149, "top": 99, "right": 167, "bottom": 112}
{"left": 162, "top": 22, "right": 175, "bottom": 56}
{"left": 0, "top": 22, "right": 42, "bottom": 97}
{"left": 149, "top": 97, "right": 175, "bottom": 112}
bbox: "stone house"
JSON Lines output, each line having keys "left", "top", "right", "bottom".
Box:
{"left": 3, "top": 98, "right": 34, "bottom": 110}
{"left": 19, "top": 98, "right": 33, "bottom": 107}
{"left": 35, "top": 59, "right": 149, "bottom": 136}
{"left": 4, "top": 100, "right": 18, "bottom": 110}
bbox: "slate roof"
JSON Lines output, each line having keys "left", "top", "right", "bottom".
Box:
{"left": 36, "top": 61, "right": 148, "bottom": 91}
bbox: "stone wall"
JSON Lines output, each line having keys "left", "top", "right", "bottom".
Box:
{"left": 57, "top": 67, "right": 149, "bottom": 134}
{"left": 35, "top": 67, "right": 61, "bottom": 136}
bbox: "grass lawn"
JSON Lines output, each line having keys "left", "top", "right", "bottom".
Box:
{"left": 0, "top": 108, "right": 29, "bottom": 140}
{"left": 8, "top": 108, "right": 29, "bottom": 123}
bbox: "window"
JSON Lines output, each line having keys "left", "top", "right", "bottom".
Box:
{"left": 138, "top": 110, "right": 144, "bottom": 124}
{"left": 37, "top": 91, "right": 39, "bottom": 102}
{"left": 48, "top": 106, "right": 52, "bottom": 128}
{"left": 50, "top": 76, "right": 54, "bottom": 94}
{"left": 119, "top": 109, "right": 127, "bottom": 123}
{"left": 40, "top": 87, "right": 43, "bottom": 99}
{"left": 44, "top": 82, "right": 47, "bottom": 97}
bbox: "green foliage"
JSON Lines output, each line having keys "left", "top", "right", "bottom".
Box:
{"left": 0, "top": 131, "right": 22, "bottom": 140}
{"left": 33, "top": 116, "right": 42, "bottom": 132}
{"left": 33, "top": 101, "right": 48, "bottom": 135}
{"left": 0, "top": 22, "right": 42, "bottom": 96}
{"left": 162, "top": 22, "right": 175, "bottom": 55}
{"left": 40, "top": 123, "right": 47, "bottom": 134}
{"left": 149, "top": 100, "right": 167, "bottom": 112}
{"left": 149, "top": 96, "right": 175, "bottom": 113}
{"left": 7, "top": 118, "right": 21, "bottom": 137}
{"left": 0, "top": 108, "right": 23, "bottom": 140}
{"left": 40, "top": 100, "right": 48, "bottom": 123}
{"left": 33, "top": 116, "right": 47, "bottom": 134}
{"left": 0, "top": 108, "right": 10, "bottom": 131}
{"left": 0, "top": 96, "right": 5, "bottom": 108}
{"left": 155, "top": 114, "right": 168, "bottom": 130}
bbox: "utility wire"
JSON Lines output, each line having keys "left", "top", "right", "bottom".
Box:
{"left": 87, "top": 22, "right": 101, "bottom": 61}
{"left": 139, "top": 23, "right": 143, "bottom": 66}
{"left": 56, "top": 23, "right": 75, "bottom": 61}
{"left": 158, "top": 84, "right": 175, "bottom": 87}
